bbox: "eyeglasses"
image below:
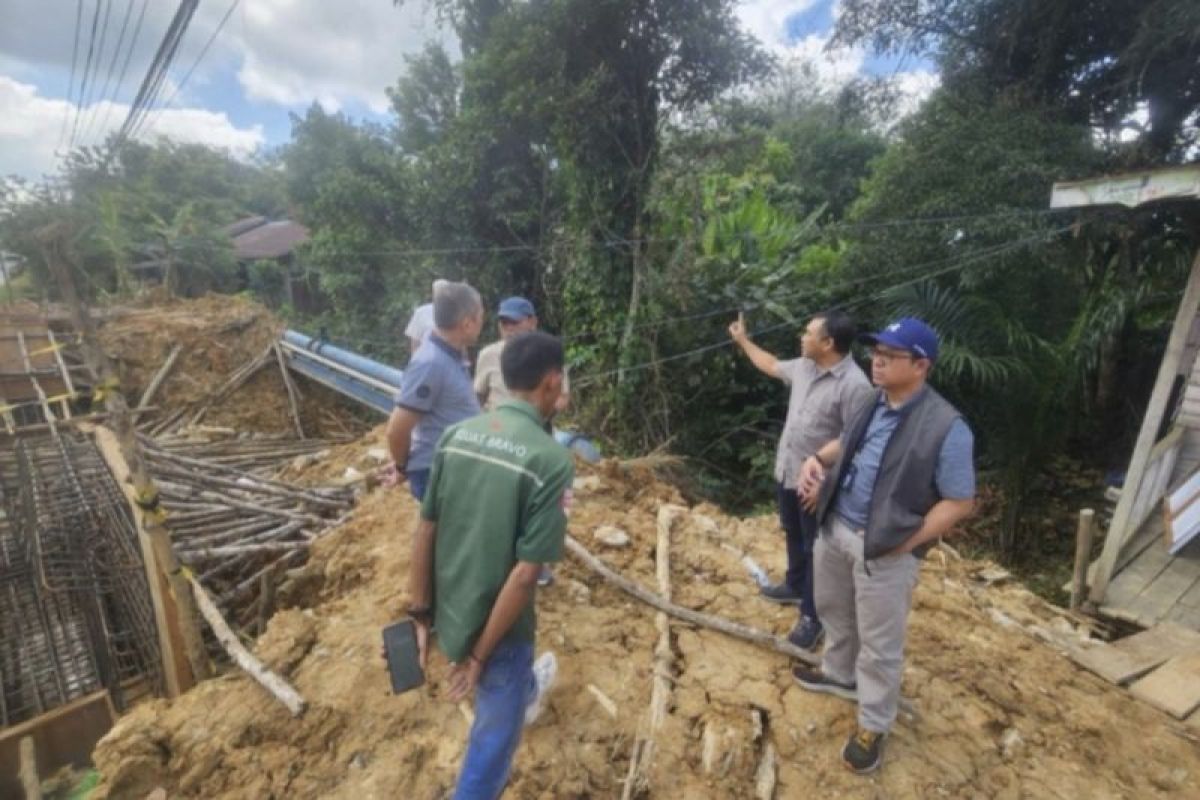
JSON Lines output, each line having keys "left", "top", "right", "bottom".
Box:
{"left": 870, "top": 347, "right": 915, "bottom": 364}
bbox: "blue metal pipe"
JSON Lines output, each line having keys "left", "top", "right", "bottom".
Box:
{"left": 285, "top": 351, "right": 396, "bottom": 415}
{"left": 282, "top": 329, "right": 405, "bottom": 388}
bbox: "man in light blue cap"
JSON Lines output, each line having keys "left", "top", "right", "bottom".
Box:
{"left": 793, "top": 317, "right": 976, "bottom": 774}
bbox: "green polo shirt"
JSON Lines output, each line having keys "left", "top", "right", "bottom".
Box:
{"left": 420, "top": 399, "right": 575, "bottom": 662}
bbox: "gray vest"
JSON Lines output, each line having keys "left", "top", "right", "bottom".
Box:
{"left": 816, "top": 386, "right": 961, "bottom": 560}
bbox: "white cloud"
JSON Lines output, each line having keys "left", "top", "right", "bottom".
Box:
{"left": 736, "top": 1, "right": 938, "bottom": 121}
{"left": 0, "top": 0, "right": 455, "bottom": 119}
{"left": 226, "top": 0, "right": 455, "bottom": 114}
{"left": 737, "top": 0, "right": 824, "bottom": 53}
{"left": 0, "top": 76, "right": 264, "bottom": 181}
{"left": 890, "top": 69, "right": 941, "bottom": 119}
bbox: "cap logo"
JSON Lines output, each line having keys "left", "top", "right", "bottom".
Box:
{"left": 887, "top": 323, "right": 902, "bottom": 332}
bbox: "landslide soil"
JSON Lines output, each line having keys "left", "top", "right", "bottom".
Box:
{"left": 98, "top": 294, "right": 363, "bottom": 437}
{"left": 91, "top": 441, "right": 1200, "bottom": 799}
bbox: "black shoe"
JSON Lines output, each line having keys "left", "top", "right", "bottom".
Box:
{"left": 787, "top": 616, "right": 824, "bottom": 650}
{"left": 791, "top": 666, "right": 858, "bottom": 701}
{"left": 842, "top": 729, "right": 885, "bottom": 774}
{"left": 759, "top": 582, "right": 803, "bottom": 605}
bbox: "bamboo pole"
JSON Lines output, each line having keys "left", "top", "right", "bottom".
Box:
{"left": 183, "top": 571, "right": 306, "bottom": 716}
{"left": 566, "top": 534, "right": 820, "bottom": 666}
{"left": 138, "top": 343, "right": 183, "bottom": 410}
{"left": 274, "top": 342, "right": 306, "bottom": 439}
{"left": 1071, "top": 509, "right": 1096, "bottom": 610}
{"left": 621, "top": 505, "right": 683, "bottom": 800}
{"left": 19, "top": 736, "right": 41, "bottom": 800}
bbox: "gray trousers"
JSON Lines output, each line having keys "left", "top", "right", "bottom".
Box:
{"left": 814, "top": 516, "right": 921, "bottom": 733}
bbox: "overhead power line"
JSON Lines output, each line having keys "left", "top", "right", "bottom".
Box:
{"left": 143, "top": 0, "right": 243, "bottom": 136}
{"left": 57, "top": 1, "right": 85, "bottom": 153}
{"left": 79, "top": 0, "right": 137, "bottom": 145}
{"left": 68, "top": 0, "right": 104, "bottom": 150}
{"left": 572, "top": 226, "right": 1073, "bottom": 387}
{"left": 111, "top": 0, "right": 199, "bottom": 152}
{"left": 93, "top": 0, "right": 151, "bottom": 146}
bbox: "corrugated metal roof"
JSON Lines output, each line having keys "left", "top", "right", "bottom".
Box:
{"left": 231, "top": 220, "right": 310, "bottom": 260}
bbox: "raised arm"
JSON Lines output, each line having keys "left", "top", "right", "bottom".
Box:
{"left": 728, "top": 313, "right": 780, "bottom": 379}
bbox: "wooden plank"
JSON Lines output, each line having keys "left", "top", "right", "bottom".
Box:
{"left": 1104, "top": 541, "right": 1174, "bottom": 612}
{"left": 1130, "top": 652, "right": 1200, "bottom": 718}
{"left": 1067, "top": 622, "right": 1200, "bottom": 685}
{"left": 92, "top": 424, "right": 194, "bottom": 697}
{"left": 1132, "top": 555, "right": 1200, "bottom": 624}
{"left": 0, "top": 691, "right": 116, "bottom": 800}
{"left": 1091, "top": 250, "right": 1200, "bottom": 604}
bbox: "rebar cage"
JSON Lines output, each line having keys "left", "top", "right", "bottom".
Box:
{"left": 0, "top": 431, "right": 161, "bottom": 728}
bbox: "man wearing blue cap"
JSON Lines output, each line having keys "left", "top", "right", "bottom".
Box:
{"left": 476, "top": 297, "right": 570, "bottom": 414}
{"left": 475, "top": 296, "right": 569, "bottom": 587}
{"left": 793, "top": 317, "right": 975, "bottom": 774}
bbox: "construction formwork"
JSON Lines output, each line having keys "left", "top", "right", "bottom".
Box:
{"left": 0, "top": 431, "right": 161, "bottom": 728}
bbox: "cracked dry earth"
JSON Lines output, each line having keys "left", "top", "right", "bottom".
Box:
{"left": 91, "top": 449, "right": 1200, "bottom": 799}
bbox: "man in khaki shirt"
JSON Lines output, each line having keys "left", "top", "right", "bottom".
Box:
{"left": 476, "top": 297, "right": 570, "bottom": 413}
{"left": 729, "top": 310, "right": 872, "bottom": 649}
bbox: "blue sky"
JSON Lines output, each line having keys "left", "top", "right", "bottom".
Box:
{"left": 0, "top": 1, "right": 938, "bottom": 182}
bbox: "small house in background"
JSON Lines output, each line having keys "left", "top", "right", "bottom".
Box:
{"left": 226, "top": 217, "right": 319, "bottom": 312}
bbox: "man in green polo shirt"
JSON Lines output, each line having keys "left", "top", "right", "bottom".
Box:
{"left": 406, "top": 330, "right": 574, "bottom": 800}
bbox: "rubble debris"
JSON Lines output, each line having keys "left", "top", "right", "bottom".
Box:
{"left": 87, "top": 451, "right": 1200, "bottom": 799}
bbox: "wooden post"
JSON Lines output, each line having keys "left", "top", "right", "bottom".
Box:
{"left": 621, "top": 505, "right": 682, "bottom": 800}
{"left": 1090, "top": 249, "right": 1200, "bottom": 603}
{"left": 1071, "top": 508, "right": 1096, "bottom": 610}
{"left": 18, "top": 736, "right": 40, "bottom": 800}
{"left": 39, "top": 236, "right": 212, "bottom": 686}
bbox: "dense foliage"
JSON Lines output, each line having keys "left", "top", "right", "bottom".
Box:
{"left": 3, "top": 0, "right": 1198, "bottom": 566}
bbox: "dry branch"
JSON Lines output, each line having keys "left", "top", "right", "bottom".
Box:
{"left": 566, "top": 534, "right": 820, "bottom": 667}
{"left": 184, "top": 571, "right": 306, "bottom": 716}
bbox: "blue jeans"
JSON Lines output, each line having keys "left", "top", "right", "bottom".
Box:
{"left": 453, "top": 639, "right": 535, "bottom": 800}
{"left": 408, "top": 468, "right": 431, "bottom": 501}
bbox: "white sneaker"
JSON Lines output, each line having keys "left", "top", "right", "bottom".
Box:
{"left": 524, "top": 652, "right": 558, "bottom": 726}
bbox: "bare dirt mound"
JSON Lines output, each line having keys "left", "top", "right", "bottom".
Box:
{"left": 98, "top": 295, "right": 363, "bottom": 437}
{"left": 90, "top": 441, "right": 1200, "bottom": 799}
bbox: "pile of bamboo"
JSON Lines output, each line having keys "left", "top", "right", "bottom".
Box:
{"left": 138, "top": 435, "right": 356, "bottom": 629}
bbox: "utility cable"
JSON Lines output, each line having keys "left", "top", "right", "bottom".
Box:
{"left": 57, "top": 1, "right": 85, "bottom": 153}
{"left": 142, "top": 0, "right": 242, "bottom": 137}
{"left": 94, "top": 0, "right": 150, "bottom": 147}
{"left": 68, "top": 0, "right": 104, "bottom": 150}
{"left": 80, "top": 0, "right": 136, "bottom": 145}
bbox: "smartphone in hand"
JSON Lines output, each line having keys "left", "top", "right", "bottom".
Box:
{"left": 382, "top": 619, "right": 425, "bottom": 694}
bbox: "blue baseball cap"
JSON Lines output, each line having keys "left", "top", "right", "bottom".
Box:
{"left": 860, "top": 317, "right": 940, "bottom": 361}
{"left": 497, "top": 296, "right": 536, "bottom": 321}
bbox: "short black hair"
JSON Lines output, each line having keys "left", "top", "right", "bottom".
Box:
{"left": 501, "top": 331, "right": 564, "bottom": 391}
{"left": 815, "top": 309, "right": 856, "bottom": 355}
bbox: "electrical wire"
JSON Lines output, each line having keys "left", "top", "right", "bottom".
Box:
{"left": 76, "top": 0, "right": 113, "bottom": 145}
{"left": 68, "top": 0, "right": 104, "bottom": 150}
{"left": 141, "top": 0, "right": 242, "bottom": 137}
{"left": 93, "top": 0, "right": 151, "bottom": 146}
{"left": 57, "top": 1, "right": 85, "bottom": 153}
{"left": 79, "top": 0, "right": 136, "bottom": 145}
{"left": 570, "top": 225, "right": 1072, "bottom": 387}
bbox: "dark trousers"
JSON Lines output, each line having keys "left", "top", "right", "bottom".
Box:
{"left": 776, "top": 482, "right": 819, "bottom": 622}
